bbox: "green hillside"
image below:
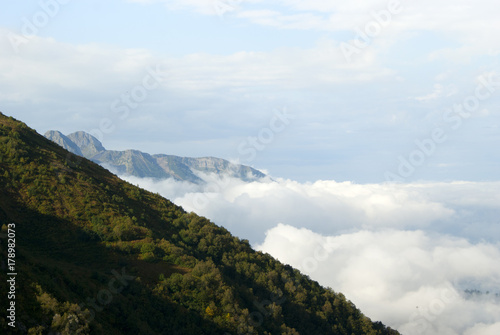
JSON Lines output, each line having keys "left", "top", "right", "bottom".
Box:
{"left": 0, "top": 112, "right": 400, "bottom": 335}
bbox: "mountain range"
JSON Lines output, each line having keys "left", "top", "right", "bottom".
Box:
{"left": 44, "top": 130, "right": 266, "bottom": 184}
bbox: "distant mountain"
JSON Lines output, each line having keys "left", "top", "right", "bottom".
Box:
{"left": 1, "top": 112, "right": 400, "bottom": 334}
{"left": 67, "top": 130, "right": 106, "bottom": 157}
{"left": 44, "top": 130, "right": 265, "bottom": 184}
{"left": 44, "top": 130, "right": 83, "bottom": 156}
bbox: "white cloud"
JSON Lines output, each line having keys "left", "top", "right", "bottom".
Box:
{"left": 0, "top": 30, "right": 159, "bottom": 103}
{"left": 119, "top": 172, "right": 500, "bottom": 244}
{"left": 464, "top": 322, "right": 500, "bottom": 335}
{"left": 257, "top": 225, "right": 500, "bottom": 335}
{"left": 0, "top": 27, "right": 392, "bottom": 99}
{"left": 120, "top": 172, "right": 500, "bottom": 334}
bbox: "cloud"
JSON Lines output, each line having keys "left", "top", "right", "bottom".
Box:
{"left": 119, "top": 173, "right": 500, "bottom": 244}
{"left": 0, "top": 30, "right": 161, "bottom": 108}
{"left": 120, "top": 174, "right": 204, "bottom": 199}
{"left": 464, "top": 322, "right": 500, "bottom": 335}
{"left": 0, "top": 26, "right": 393, "bottom": 98}
{"left": 185, "top": 179, "right": 500, "bottom": 244}
{"left": 119, "top": 173, "right": 500, "bottom": 334}
{"left": 0, "top": 27, "right": 401, "bottom": 157}
{"left": 256, "top": 224, "right": 500, "bottom": 335}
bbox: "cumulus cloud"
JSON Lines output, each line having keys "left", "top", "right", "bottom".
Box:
{"left": 257, "top": 225, "right": 500, "bottom": 335}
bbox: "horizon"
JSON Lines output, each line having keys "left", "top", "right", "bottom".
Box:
{"left": 30, "top": 125, "right": 500, "bottom": 185}
{"left": 9, "top": 117, "right": 500, "bottom": 185}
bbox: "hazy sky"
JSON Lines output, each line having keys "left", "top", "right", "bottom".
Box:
{"left": 2, "top": 0, "right": 500, "bottom": 183}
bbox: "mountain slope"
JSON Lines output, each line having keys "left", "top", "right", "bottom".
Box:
{"left": 66, "top": 131, "right": 106, "bottom": 157}
{"left": 43, "top": 130, "right": 83, "bottom": 156}
{"left": 92, "top": 149, "right": 172, "bottom": 179}
{"left": 1, "top": 113, "right": 400, "bottom": 335}
{"left": 44, "top": 130, "right": 265, "bottom": 184}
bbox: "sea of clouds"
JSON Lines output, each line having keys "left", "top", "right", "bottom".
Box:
{"left": 120, "top": 172, "right": 500, "bottom": 335}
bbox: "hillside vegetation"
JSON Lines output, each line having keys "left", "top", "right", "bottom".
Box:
{"left": 0, "top": 112, "right": 400, "bottom": 335}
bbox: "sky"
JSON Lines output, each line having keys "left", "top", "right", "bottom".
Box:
{"left": 2, "top": 1, "right": 500, "bottom": 334}
{"left": 1, "top": 0, "right": 500, "bottom": 183}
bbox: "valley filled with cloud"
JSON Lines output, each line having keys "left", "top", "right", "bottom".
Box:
{"left": 121, "top": 173, "right": 500, "bottom": 334}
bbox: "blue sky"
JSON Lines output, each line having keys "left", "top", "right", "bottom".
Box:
{"left": 1, "top": 0, "right": 500, "bottom": 183}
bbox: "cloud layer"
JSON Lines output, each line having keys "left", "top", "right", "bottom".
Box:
{"left": 258, "top": 225, "right": 500, "bottom": 335}
{"left": 119, "top": 173, "right": 500, "bottom": 334}
{"left": 122, "top": 175, "right": 500, "bottom": 243}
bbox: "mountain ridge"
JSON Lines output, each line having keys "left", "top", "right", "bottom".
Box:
{"left": 43, "top": 130, "right": 83, "bottom": 156}
{"left": 44, "top": 130, "right": 265, "bottom": 184}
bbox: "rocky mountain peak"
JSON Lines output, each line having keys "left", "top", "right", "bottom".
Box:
{"left": 66, "top": 131, "right": 106, "bottom": 157}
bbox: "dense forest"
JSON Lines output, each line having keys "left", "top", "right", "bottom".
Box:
{"left": 0, "top": 112, "right": 400, "bottom": 334}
